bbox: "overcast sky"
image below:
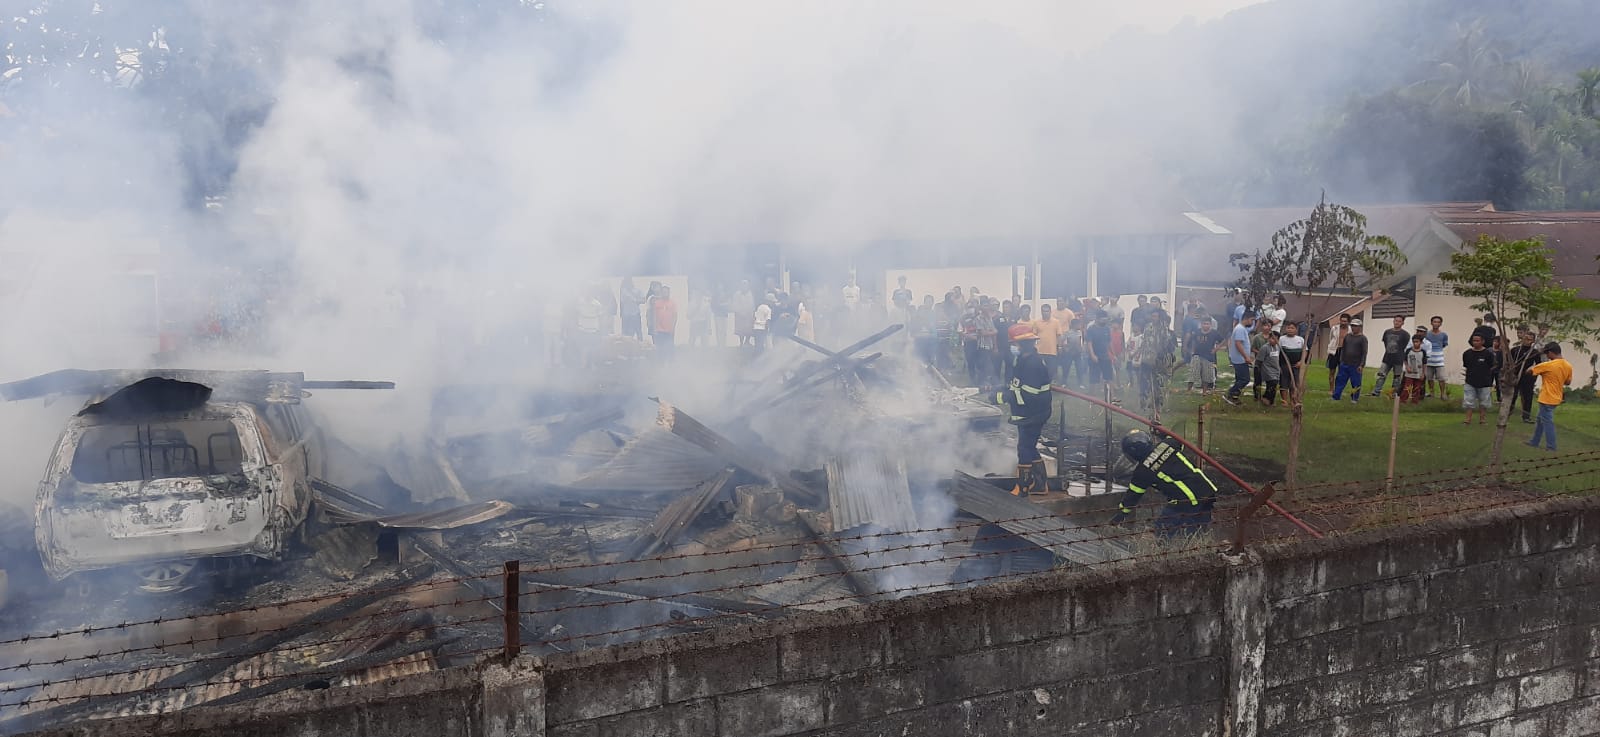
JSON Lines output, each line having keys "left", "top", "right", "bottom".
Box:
{"left": 924, "top": 0, "right": 1271, "bottom": 48}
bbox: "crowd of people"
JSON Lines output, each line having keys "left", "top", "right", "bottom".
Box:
{"left": 558, "top": 276, "right": 1578, "bottom": 453}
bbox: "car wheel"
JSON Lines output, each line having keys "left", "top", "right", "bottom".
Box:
{"left": 134, "top": 560, "right": 199, "bottom": 594}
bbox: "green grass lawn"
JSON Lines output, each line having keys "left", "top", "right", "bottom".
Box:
{"left": 1043, "top": 363, "right": 1600, "bottom": 493}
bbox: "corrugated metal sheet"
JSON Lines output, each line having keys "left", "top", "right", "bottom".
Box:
{"left": 950, "top": 472, "right": 1131, "bottom": 565}
{"left": 825, "top": 453, "right": 918, "bottom": 534}
{"left": 372, "top": 500, "right": 514, "bottom": 529}
{"left": 565, "top": 428, "right": 727, "bottom": 492}
{"left": 16, "top": 632, "right": 441, "bottom": 723}
{"left": 622, "top": 469, "right": 735, "bottom": 560}
{"left": 384, "top": 438, "right": 470, "bottom": 504}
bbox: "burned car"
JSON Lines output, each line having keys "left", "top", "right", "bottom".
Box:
{"left": 0, "top": 370, "right": 393, "bottom": 593}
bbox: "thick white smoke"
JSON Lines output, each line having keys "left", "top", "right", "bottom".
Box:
{"left": 0, "top": 0, "right": 1267, "bottom": 508}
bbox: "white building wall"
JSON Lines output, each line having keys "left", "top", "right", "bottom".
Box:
{"left": 882, "top": 266, "right": 1019, "bottom": 308}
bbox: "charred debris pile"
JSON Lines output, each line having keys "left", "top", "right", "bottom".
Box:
{"left": 0, "top": 334, "right": 1142, "bottom": 728}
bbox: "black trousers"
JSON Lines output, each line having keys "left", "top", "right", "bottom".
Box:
{"left": 1516, "top": 377, "right": 1537, "bottom": 418}
{"left": 1016, "top": 420, "right": 1045, "bottom": 464}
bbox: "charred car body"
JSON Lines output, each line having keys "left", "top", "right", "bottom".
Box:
{"left": 0, "top": 370, "right": 393, "bottom": 593}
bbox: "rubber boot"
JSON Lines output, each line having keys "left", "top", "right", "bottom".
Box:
{"left": 1028, "top": 460, "right": 1049, "bottom": 495}
{"left": 1010, "top": 464, "right": 1030, "bottom": 496}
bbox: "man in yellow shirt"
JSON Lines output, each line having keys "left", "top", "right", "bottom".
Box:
{"left": 1526, "top": 342, "right": 1574, "bottom": 452}
{"left": 1032, "top": 303, "right": 1064, "bottom": 378}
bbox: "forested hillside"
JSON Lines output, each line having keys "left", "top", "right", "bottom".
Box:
{"left": 1145, "top": 0, "right": 1600, "bottom": 208}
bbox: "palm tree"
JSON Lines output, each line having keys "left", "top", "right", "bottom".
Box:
{"left": 1411, "top": 20, "right": 1507, "bottom": 109}
{"left": 1574, "top": 68, "right": 1600, "bottom": 119}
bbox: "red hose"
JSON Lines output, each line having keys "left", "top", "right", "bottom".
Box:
{"left": 1049, "top": 386, "right": 1324, "bottom": 539}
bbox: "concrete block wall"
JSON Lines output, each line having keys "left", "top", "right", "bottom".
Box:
{"left": 24, "top": 497, "right": 1600, "bottom": 737}
{"left": 1255, "top": 505, "right": 1600, "bottom": 737}
{"left": 539, "top": 560, "right": 1229, "bottom": 737}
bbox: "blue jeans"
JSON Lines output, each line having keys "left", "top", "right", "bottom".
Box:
{"left": 1529, "top": 402, "right": 1558, "bottom": 450}
{"left": 1227, "top": 362, "right": 1250, "bottom": 398}
{"left": 1333, "top": 364, "right": 1363, "bottom": 400}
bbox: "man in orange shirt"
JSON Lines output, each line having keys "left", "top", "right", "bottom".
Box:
{"left": 652, "top": 286, "right": 679, "bottom": 361}
{"left": 1032, "top": 303, "right": 1064, "bottom": 378}
{"left": 1526, "top": 342, "right": 1573, "bottom": 452}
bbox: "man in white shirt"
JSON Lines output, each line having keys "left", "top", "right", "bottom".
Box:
{"left": 1324, "top": 313, "right": 1351, "bottom": 394}
{"left": 1264, "top": 295, "right": 1288, "bottom": 327}
{"left": 752, "top": 296, "right": 773, "bottom": 353}
{"left": 841, "top": 277, "right": 861, "bottom": 310}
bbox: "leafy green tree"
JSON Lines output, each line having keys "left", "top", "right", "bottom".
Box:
{"left": 1231, "top": 196, "right": 1405, "bottom": 488}
{"left": 1438, "top": 234, "right": 1600, "bottom": 465}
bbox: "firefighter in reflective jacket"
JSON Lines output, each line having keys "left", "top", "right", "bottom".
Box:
{"left": 994, "top": 323, "right": 1053, "bottom": 495}
{"left": 1110, "top": 430, "right": 1218, "bottom": 537}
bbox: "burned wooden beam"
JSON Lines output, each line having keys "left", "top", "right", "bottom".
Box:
{"left": 763, "top": 352, "right": 883, "bottom": 410}
{"left": 788, "top": 323, "right": 904, "bottom": 362}
{"left": 656, "top": 402, "right": 822, "bottom": 506}
{"left": 772, "top": 325, "right": 903, "bottom": 394}
{"left": 622, "top": 468, "right": 736, "bottom": 560}
{"left": 403, "top": 532, "right": 542, "bottom": 642}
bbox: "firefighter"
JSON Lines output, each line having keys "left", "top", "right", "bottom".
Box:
{"left": 993, "top": 323, "right": 1053, "bottom": 495}
{"left": 1110, "top": 429, "right": 1219, "bottom": 537}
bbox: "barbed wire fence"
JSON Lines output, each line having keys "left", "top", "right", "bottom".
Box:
{"left": 0, "top": 450, "right": 1593, "bottom": 731}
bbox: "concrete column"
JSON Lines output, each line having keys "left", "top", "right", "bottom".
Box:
{"left": 1222, "top": 551, "right": 1266, "bottom": 737}
{"left": 1030, "top": 242, "right": 1041, "bottom": 312}
{"left": 1165, "top": 239, "right": 1178, "bottom": 311}
{"left": 779, "top": 245, "right": 789, "bottom": 293}
{"left": 1086, "top": 242, "right": 1098, "bottom": 298}
{"left": 480, "top": 658, "right": 546, "bottom": 737}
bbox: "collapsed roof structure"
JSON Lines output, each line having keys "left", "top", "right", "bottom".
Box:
{"left": 0, "top": 340, "right": 1149, "bottom": 730}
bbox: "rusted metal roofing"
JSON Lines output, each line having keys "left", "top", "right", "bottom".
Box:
{"left": 949, "top": 472, "right": 1131, "bottom": 565}
{"left": 1437, "top": 211, "right": 1600, "bottom": 299}
{"left": 564, "top": 428, "right": 727, "bottom": 492}
{"left": 825, "top": 452, "right": 918, "bottom": 534}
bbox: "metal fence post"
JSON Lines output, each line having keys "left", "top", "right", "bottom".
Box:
{"left": 503, "top": 560, "right": 521, "bottom": 660}
{"left": 1103, "top": 384, "right": 1113, "bottom": 497}
{"left": 1197, "top": 403, "right": 1207, "bottom": 471}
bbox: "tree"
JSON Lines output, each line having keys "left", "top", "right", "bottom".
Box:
{"left": 1413, "top": 20, "right": 1508, "bottom": 109}
{"left": 1322, "top": 92, "right": 1532, "bottom": 209}
{"left": 1438, "top": 234, "right": 1600, "bottom": 465}
{"left": 1575, "top": 68, "right": 1600, "bottom": 119}
{"left": 1231, "top": 196, "right": 1406, "bottom": 489}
